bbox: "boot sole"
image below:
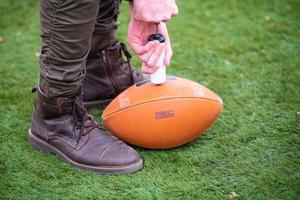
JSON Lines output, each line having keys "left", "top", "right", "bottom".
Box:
{"left": 83, "top": 99, "right": 112, "bottom": 110}
{"left": 28, "top": 129, "right": 143, "bottom": 174}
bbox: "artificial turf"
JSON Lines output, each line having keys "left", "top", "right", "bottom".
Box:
{"left": 0, "top": 0, "right": 299, "bottom": 199}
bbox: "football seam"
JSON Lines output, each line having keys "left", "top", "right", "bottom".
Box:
{"left": 102, "top": 96, "right": 223, "bottom": 120}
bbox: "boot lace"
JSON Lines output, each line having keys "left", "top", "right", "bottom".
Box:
{"left": 71, "top": 96, "right": 101, "bottom": 146}
{"left": 120, "top": 42, "right": 139, "bottom": 83}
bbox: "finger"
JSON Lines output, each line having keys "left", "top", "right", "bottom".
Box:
{"left": 138, "top": 42, "right": 161, "bottom": 63}
{"left": 142, "top": 13, "right": 167, "bottom": 24}
{"left": 164, "top": 47, "right": 173, "bottom": 66}
{"left": 129, "top": 40, "right": 159, "bottom": 55}
{"left": 154, "top": 14, "right": 172, "bottom": 24}
{"left": 156, "top": 13, "right": 172, "bottom": 23}
{"left": 141, "top": 62, "right": 159, "bottom": 74}
{"left": 146, "top": 43, "right": 165, "bottom": 68}
{"left": 171, "top": 1, "right": 179, "bottom": 17}
{"left": 164, "top": 39, "right": 173, "bottom": 66}
{"left": 158, "top": 22, "right": 169, "bottom": 38}
{"left": 157, "top": 22, "right": 173, "bottom": 66}
{"left": 139, "top": 51, "right": 153, "bottom": 63}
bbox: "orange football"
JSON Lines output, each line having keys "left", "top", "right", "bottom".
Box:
{"left": 102, "top": 76, "right": 223, "bottom": 149}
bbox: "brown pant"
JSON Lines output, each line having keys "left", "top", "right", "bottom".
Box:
{"left": 39, "top": 0, "right": 121, "bottom": 98}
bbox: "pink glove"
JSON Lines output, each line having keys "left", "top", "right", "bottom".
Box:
{"left": 127, "top": 10, "right": 173, "bottom": 74}
{"left": 131, "top": 0, "right": 178, "bottom": 23}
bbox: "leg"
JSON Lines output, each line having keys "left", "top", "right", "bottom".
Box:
{"left": 39, "top": 0, "right": 99, "bottom": 97}
{"left": 82, "top": 0, "right": 146, "bottom": 109}
{"left": 90, "top": 0, "right": 120, "bottom": 51}
{"left": 30, "top": 0, "right": 143, "bottom": 174}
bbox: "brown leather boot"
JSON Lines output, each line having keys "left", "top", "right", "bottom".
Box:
{"left": 29, "top": 86, "right": 143, "bottom": 174}
{"left": 82, "top": 42, "right": 147, "bottom": 109}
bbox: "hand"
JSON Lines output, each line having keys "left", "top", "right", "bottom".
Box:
{"left": 127, "top": 13, "right": 173, "bottom": 74}
{"left": 131, "top": 0, "right": 178, "bottom": 23}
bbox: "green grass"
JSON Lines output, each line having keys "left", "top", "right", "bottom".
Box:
{"left": 0, "top": 0, "right": 299, "bottom": 199}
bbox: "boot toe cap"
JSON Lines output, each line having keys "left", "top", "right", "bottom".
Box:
{"left": 98, "top": 140, "right": 141, "bottom": 167}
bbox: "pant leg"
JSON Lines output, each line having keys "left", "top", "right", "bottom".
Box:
{"left": 39, "top": 0, "right": 100, "bottom": 98}
{"left": 90, "top": 0, "right": 121, "bottom": 52}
